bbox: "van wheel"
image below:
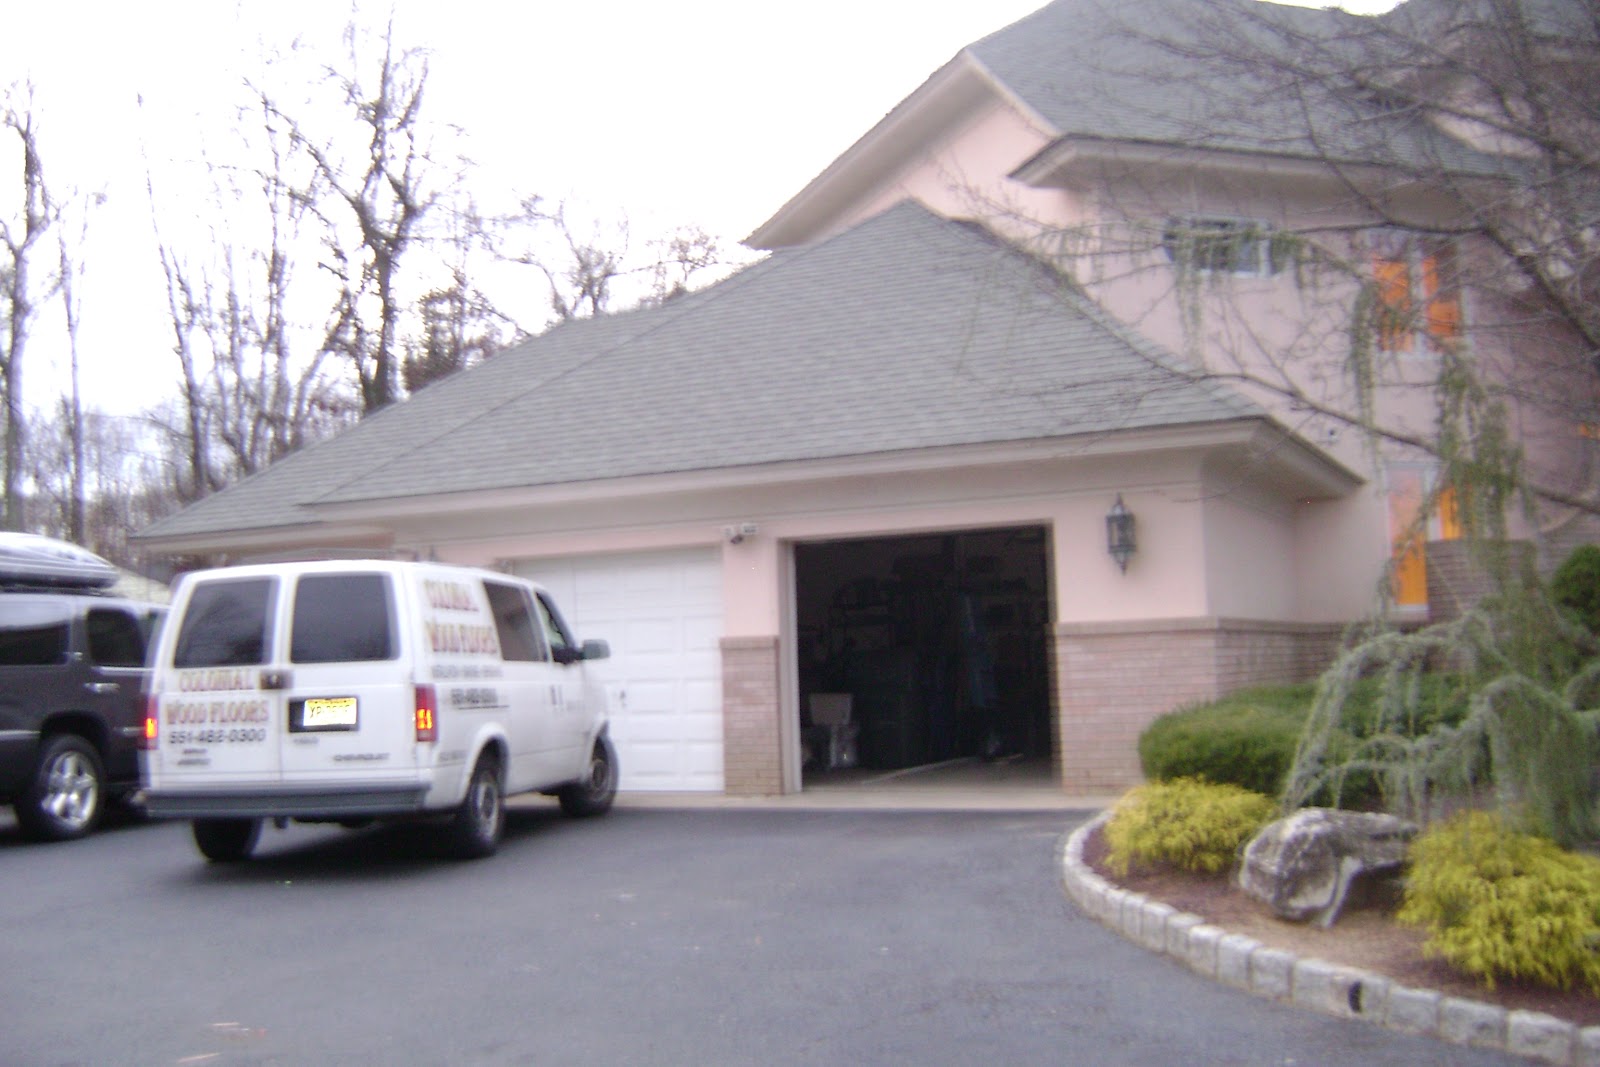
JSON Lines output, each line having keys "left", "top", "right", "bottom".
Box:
{"left": 446, "top": 755, "right": 504, "bottom": 859}
{"left": 193, "top": 818, "right": 262, "bottom": 863}
{"left": 559, "top": 734, "right": 618, "bottom": 818}
{"left": 17, "top": 734, "right": 104, "bottom": 842}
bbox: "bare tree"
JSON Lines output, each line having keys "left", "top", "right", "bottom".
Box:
{"left": 0, "top": 87, "right": 61, "bottom": 530}
{"left": 55, "top": 202, "right": 95, "bottom": 542}
{"left": 502, "top": 197, "right": 626, "bottom": 323}
{"left": 401, "top": 268, "right": 509, "bottom": 393}
{"left": 23, "top": 403, "right": 162, "bottom": 567}
{"left": 145, "top": 90, "right": 356, "bottom": 505}
{"left": 645, "top": 226, "right": 722, "bottom": 307}
{"left": 260, "top": 17, "right": 449, "bottom": 414}
{"left": 499, "top": 196, "right": 732, "bottom": 327}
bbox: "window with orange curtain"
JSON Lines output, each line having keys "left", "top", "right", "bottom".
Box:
{"left": 1372, "top": 238, "right": 1461, "bottom": 354}
{"left": 1421, "top": 252, "right": 1462, "bottom": 350}
{"left": 1437, "top": 484, "right": 1462, "bottom": 540}
{"left": 1387, "top": 467, "right": 1462, "bottom": 608}
{"left": 1373, "top": 254, "right": 1415, "bottom": 353}
{"left": 1388, "top": 468, "right": 1428, "bottom": 606}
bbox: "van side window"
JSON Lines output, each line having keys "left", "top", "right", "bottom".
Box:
{"left": 174, "top": 578, "right": 276, "bottom": 668}
{"left": 291, "top": 574, "right": 397, "bottom": 663}
{"left": 86, "top": 608, "right": 148, "bottom": 668}
{"left": 535, "top": 593, "right": 577, "bottom": 664}
{"left": 482, "top": 581, "right": 545, "bottom": 662}
{"left": 0, "top": 602, "right": 72, "bottom": 667}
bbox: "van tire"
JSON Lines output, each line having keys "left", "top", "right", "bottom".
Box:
{"left": 446, "top": 755, "right": 504, "bottom": 859}
{"left": 558, "top": 733, "right": 618, "bottom": 818}
{"left": 17, "top": 734, "right": 105, "bottom": 841}
{"left": 193, "top": 818, "right": 262, "bottom": 862}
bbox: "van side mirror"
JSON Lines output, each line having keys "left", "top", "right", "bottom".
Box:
{"left": 554, "top": 639, "right": 609, "bottom": 665}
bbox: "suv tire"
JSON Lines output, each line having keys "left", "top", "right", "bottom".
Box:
{"left": 17, "top": 734, "right": 105, "bottom": 842}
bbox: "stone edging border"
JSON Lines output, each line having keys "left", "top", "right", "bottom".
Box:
{"left": 1059, "top": 812, "right": 1599, "bottom": 1066}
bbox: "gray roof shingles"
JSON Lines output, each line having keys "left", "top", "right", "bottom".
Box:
{"left": 969, "top": 0, "right": 1506, "bottom": 174}
{"left": 141, "top": 204, "right": 1260, "bottom": 540}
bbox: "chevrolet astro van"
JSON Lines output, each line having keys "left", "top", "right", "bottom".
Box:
{"left": 141, "top": 560, "right": 617, "bottom": 861}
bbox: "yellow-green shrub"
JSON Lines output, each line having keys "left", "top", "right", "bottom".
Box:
{"left": 1397, "top": 811, "right": 1600, "bottom": 993}
{"left": 1102, "top": 778, "right": 1275, "bottom": 877}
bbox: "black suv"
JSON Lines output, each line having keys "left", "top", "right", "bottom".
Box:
{"left": 0, "top": 589, "right": 164, "bottom": 840}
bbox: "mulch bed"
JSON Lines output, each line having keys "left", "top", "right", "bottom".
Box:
{"left": 1080, "top": 824, "right": 1600, "bottom": 1027}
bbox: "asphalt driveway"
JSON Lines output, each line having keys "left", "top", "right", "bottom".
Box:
{"left": 1, "top": 805, "right": 1518, "bottom": 1065}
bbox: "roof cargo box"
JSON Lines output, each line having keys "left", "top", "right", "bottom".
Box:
{"left": 0, "top": 532, "right": 119, "bottom": 589}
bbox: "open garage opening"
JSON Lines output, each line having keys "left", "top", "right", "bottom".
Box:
{"left": 794, "top": 525, "right": 1054, "bottom": 790}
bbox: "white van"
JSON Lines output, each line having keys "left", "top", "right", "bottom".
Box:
{"left": 141, "top": 560, "right": 616, "bottom": 862}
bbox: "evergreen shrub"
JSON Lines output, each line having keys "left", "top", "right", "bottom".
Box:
{"left": 1137, "top": 686, "right": 1310, "bottom": 796}
{"left": 1397, "top": 811, "right": 1600, "bottom": 993}
{"left": 1552, "top": 544, "right": 1600, "bottom": 635}
{"left": 1102, "top": 777, "right": 1275, "bottom": 877}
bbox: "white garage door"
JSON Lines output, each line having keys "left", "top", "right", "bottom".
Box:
{"left": 515, "top": 548, "right": 724, "bottom": 792}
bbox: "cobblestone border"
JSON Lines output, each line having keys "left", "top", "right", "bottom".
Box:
{"left": 1060, "top": 813, "right": 1600, "bottom": 1066}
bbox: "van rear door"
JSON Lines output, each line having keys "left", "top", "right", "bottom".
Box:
{"left": 276, "top": 570, "right": 416, "bottom": 786}
{"left": 157, "top": 575, "right": 281, "bottom": 783}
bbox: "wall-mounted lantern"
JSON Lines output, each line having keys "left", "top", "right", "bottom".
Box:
{"left": 1106, "top": 494, "right": 1136, "bottom": 573}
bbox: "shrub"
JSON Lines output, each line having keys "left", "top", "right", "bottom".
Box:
{"left": 1137, "top": 686, "right": 1311, "bottom": 796}
{"left": 1102, "top": 778, "right": 1276, "bottom": 877}
{"left": 1552, "top": 544, "right": 1600, "bottom": 635}
{"left": 1397, "top": 811, "right": 1600, "bottom": 993}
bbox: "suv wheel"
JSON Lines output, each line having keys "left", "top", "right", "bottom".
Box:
{"left": 558, "top": 733, "right": 618, "bottom": 818}
{"left": 17, "top": 734, "right": 105, "bottom": 842}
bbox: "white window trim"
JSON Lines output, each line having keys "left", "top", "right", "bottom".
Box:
{"left": 1161, "top": 215, "right": 1280, "bottom": 278}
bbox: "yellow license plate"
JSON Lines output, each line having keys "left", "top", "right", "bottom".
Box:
{"left": 303, "top": 696, "right": 358, "bottom": 729}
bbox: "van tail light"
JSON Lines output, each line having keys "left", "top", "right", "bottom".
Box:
{"left": 414, "top": 685, "right": 437, "bottom": 743}
{"left": 140, "top": 696, "right": 159, "bottom": 751}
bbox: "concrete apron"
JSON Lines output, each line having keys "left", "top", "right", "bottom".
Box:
{"left": 600, "top": 756, "right": 1118, "bottom": 812}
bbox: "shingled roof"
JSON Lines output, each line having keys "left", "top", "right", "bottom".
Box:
{"left": 968, "top": 0, "right": 1503, "bottom": 173}
{"left": 139, "top": 203, "right": 1263, "bottom": 543}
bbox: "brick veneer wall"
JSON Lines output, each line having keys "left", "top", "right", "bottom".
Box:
{"left": 1425, "top": 539, "right": 1534, "bottom": 624}
{"left": 720, "top": 636, "right": 783, "bottom": 795}
{"left": 1051, "top": 619, "right": 1345, "bottom": 793}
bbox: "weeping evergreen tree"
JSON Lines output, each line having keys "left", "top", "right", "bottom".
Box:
{"left": 1283, "top": 586, "right": 1600, "bottom": 847}
{"left": 1277, "top": 324, "right": 1600, "bottom": 846}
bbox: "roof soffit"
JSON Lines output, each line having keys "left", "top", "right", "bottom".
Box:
{"left": 1011, "top": 136, "right": 1403, "bottom": 189}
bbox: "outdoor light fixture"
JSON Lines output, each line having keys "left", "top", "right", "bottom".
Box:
{"left": 1106, "top": 494, "right": 1136, "bottom": 573}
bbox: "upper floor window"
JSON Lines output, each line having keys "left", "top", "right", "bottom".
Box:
{"left": 1370, "top": 233, "right": 1463, "bottom": 354}
{"left": 1162, "top": 217, "right": 1281, "bottom": 277}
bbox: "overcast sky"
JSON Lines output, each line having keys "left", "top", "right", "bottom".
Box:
{"left": 0, "top": 0, "right": 1397, "bottom": 418}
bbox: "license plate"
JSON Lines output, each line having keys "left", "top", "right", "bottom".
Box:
{"left": 300, "top": 696, "right": 358, "bottom": 730}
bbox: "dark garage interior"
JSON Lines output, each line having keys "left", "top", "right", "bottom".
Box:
{"left": 794, "top": 525, "right": 1053, "bottom": 783}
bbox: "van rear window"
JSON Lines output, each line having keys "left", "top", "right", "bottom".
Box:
{"left": 174, "top": 578, "right": 276, "bottom": 668}
{"left": 291, "top": 574, "right": 396, "bottom": 663}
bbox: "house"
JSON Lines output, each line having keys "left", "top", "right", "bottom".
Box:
{"left": 136, "top": 0, "right": 1590, "bottom": 796}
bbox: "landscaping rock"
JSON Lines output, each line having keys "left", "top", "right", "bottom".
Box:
{"left": 1238, "top": 808, "right": 1416, "bottom": 926}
